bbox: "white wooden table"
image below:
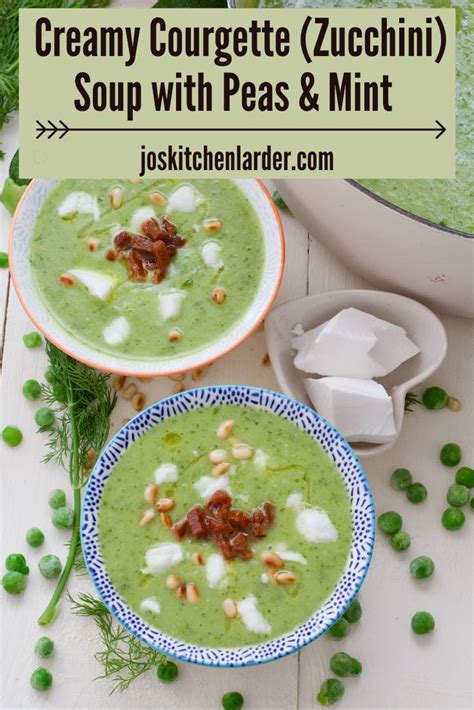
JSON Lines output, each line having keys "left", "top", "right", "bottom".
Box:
{"left": 1, "top": 85, "right": 473, "bottom": 710}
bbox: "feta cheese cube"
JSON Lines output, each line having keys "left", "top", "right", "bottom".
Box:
{"left": 294, "top": 308, "right": 419, "bottom": 378}
{"left": 68, "top": 269, "right": 115, "bottom": 301}
{"left": 305, "top": 376, "right": 397, "bottom": 444}
{"left": 159, "top": 290, "right": 186, "bottom": 321}
{"left": 102, "top": 316, "right": 130, "bottom": 346}
{"left": 166, "top": 185, "right": 204, "bottom": 214}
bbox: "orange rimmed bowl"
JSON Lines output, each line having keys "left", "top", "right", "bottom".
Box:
{"left": 9, "top": 178, "right": 285, "bottom": 376}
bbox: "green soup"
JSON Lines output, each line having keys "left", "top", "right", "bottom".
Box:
{"left": 98, "top": 405, "right": 352, "bottom": 647}
{"left": 258, "top": 0, "right": 473, "bottom": 234}
{"left": 31, "top": 179, "right": 264, "bottom": 359}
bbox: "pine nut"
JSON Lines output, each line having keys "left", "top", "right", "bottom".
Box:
{"left": 110, "top": 186, "right": 123, "bottom": 210}
{"left": 155, "top": 498, "right": 175, "bottom": 512}
{"left": 168, "top": 328, "right": 183, "bottom": 342}
{"left": 160, "top": 512, "right": 172, "bottom": 528}
{"left": 168, "top": 373, "right": 185, "bottom": 382}
{"left": 192, "top": 552, "right": 204, "bottom": 566}
{"left": 203, "top": 218, "right": 223, "bottom": 232}
{"left": 173, "top": 382, "right": 186, "bottom": 394}
{"left": 113, "top": 375, "right": 126, "bottom": 392}
{"left": 209, "top": 449, "right": 227, "bottom": 465}
{"left": 274, "top": 570, "right": 297, "bottom": 585}
{"left": 132, "top": 392, "right": 146, "bottom": 412}
{"left": 176, "top": 583, "right": 187, "bottom": 599}
{"left": 58, "top": 273, "right": 74, "bottom": 287}
{"left": 217, "top": 420, "right": 234, "bottom": 439}
{"left": 87, "top": 237, "right": 100, "bottom": 252}
{"left": 447, "top": 396, "right": 462, "bottom": 412}
{"left": 166, "top": 574, "right": 182, "bottom": 590}
{"left": 232, "top": 443, "right": 254, "bottom": 460}
{"left": 150, "top": 191, "right": 167, "bottom": 206}
{"left": 222, "top": 598, "right": 237, "bottom": 618}
{"left": 139, "top": 509, "right": 156, "bottom": 527}
{"left": 213, "top": 462, "right": 230, "bottom": 477}
{"left": 261, "top": 551, "right": 284, "bottom": 568}
{"left": 212, "top": 288, "right": 227, "bottom": 305}
{"left": 123, "top": 383, "right": 137, "bottom": 400}
{"left": 144, "top": 484, "right": 159, "bottom": 505}
{"left": 191, "top": 368, "right": 206, "bottom": 381}
{"left": 186, "top": 583, "right": 200, "bottom": 604}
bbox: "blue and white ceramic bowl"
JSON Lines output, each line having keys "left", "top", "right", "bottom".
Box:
{"left": 82, "top": 385, "right": 375, "bottom": 668}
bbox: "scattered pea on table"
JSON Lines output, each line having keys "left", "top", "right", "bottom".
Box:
{"left": 1, "top": 425, "right": 23, "bottom": 447}
{"left": 317, "top": 678, "right": 345, "bottom": 706}
{"left": 422, "top": 386, "right": 448, "bottom": 410}
{"left": 406, "top": 482, "right": 427, "bottom": 504}
{"left": 23, "top": 331, "right": 43, "bottom": 349}
{"left": 391, "top": 531, "right": 411, "bottom": 552}
{"left": 410, "top": 556, "right": 435, "bottom": 579}
{"left": 456, "top": 466, "right": 474, "bottom": 488}
{"left": 156, "top": 660, "right": 178, "bottom": 683}
{"left": 343, "top": 598, "right": 362, "bottom": 624}
{"left": 378, "top": 511, "right": 403, "bottom": 535}
{"left": 22, "top": 379, "right": 42, "bottom": 401}
{"left": 0, "top": 251, "right": 9, "bottom": 268}
{"left": 442, "top": 507, "right": 465, "bottom": 530}
{"left": 35, "top": 637, "right": 55, "bottom": 658}
{"left": 447, "top": 483, "right": 470, "bottom": 508}
{"left": 26, "top": 527, "right": 45, "bottom": 547}
{"left": 30, "top": 667, "right": 53, "bottom": 692}
{"left": 38, "top": 555, "right": 62, "bottom": 579}
{"left": 222, "top": 691, "right": 244, "bottom": 710}
{"left": 411, "top": 611, "right": 435, "bottom": 635}
{"left": 34, "top": 407, "right": 55, "bottom": 430}
{"left": 272, "top": 190, "right": 287, "bottom": 210}
{"left": 48, "top": 489, "right": 66, "bottom": 510}
{"left": 329, "top": 652, "right": 362, "bottom": 677}
{"left": 52, "top": 506, "right": 75, "bottom": 529}
{"left": 440, "top": 443, "right": 462, "bottom": 467}
{"left": 2, "top": 570, "right": 27, "bottom": 595}
{"left": 5, "top": 553, "right": 29, "bottom": 575}
{"left": 327, "top": 617, "right": 350, "bottom": 640}
{"left": 390, "top": 468, "right": 413, "bottom": 490}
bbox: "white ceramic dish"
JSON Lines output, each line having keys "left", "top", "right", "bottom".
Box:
{"left": 265, "top": 290, "right": 447, "bottom": 458}
{"left": 9, "top": 179, "right": 285, "bottom": 377}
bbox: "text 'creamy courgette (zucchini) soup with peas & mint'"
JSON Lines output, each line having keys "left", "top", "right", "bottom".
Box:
{"left": 10, "top": 179, "right": 284, "bottom": 376}
{"left": 81, "top": 385, "right": 375, "bottom": 666}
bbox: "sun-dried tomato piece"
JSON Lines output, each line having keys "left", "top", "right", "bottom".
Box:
{"left": 252, "top": 509, "right": 268, "bottom": 537}
{"left": 263, "top": 502, "right": 275, "bottom": 525}
{"left": 161, "top": 234, "right": 187, "bottom": 249}
{"left": 239, "top": 547, "right": 253, "bottom": 560}
{"left": 161, "top": 217, "right": 178, "bottom": 235}
{"left": 228, "top": 509, "right": 251, "bottom": 531}
{"left": 140, "top": 218, "right": 164, "bottom": 241}
{"left": 127, "top": 250, "right": 146, "bottom": 280}
{"left": 131, "top": 235, "right": 156, "bottom": 254}
{"left": 206, "top": 490, "right": 232, "bottom": 512}
{"left": 231, "top": 532, "right": 249, "bottom": 552}
{"left": 215, "top": 534, "right": 235, "bottom": 560}
{"left": 206, "top": 517, "right": 228, "bottom": 536}
{"left": 114, "top": 231, "right": 133, "bottom": 252}
{"left": 105, "top": 249, "right": 116, "bottom": 262}
{"left": 187, "top": 505, "right": 208, "bottom": 538}
{"left": 171, "top": 517, "right": 188, "bottom": 541}
{"left": 167, "top": 244, "right": 178, "bottom": 257}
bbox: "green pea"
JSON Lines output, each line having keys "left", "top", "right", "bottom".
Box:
{"left": 272, "top": 190, "right": 287, "bottom": 210}
{"left": 390, "top": 468, "right": 412, "bottom": 490}
{"left": 156, "top": 660, "right": 178, "bottom": 683}
{"left": 327, "top": 617, "right": 350, "bottom": 639}
{"left": 411, "top": 611, "right": 435, "bottom": 635}
{"left": 38, "top": 554, "right": 62, "bottom": 579}
{"left": 470, "top": 498, "right": 474, "bottom": 511}
{"left": 317, "top": 678, "right": 345, "bottom": 706}
{"left": 329, "top": 652, "right": 362, "bottom": 677}
{"left": 34, "top": 407, "right": 55, "bottom": 430}
{"left": 455, "top": 467, "right": 474, "bottom": 488}
{"left": 5, "top": 553, "right": 29, "bottom": 575}
{"left": 406, "top": 482, "right": 427, "bottom": 504}
{"left": 22, "top": 379, "right": 42, "bottom": 401}
{"left": 410, "top": 556, "right": 435, "bottom": 579}
{"left": 422, "top": 386, "right": 448, "bottom": 410}
{"left": 377, "top": 511, "right": 402, "bottom": 535}
{"left": 35, "top": 636, "right": 55, "bottom": 658}
{"left": 23, "top": 331, "right": 43, "bottom": 349}
{"left": 44, "top": 366, "right": 57, "bottom": 385}
{"left": 343, "top": 598, "right": 362, "bottom": 624}
{"left": 0, "top": 251, "right": 8, "bottom": 268}
{"left": 440, "top": 443, "right": 462, "bottom": 467}
{"left": 30, "top": 667, "right": 53, "bottom": 691}
{"left": 222, "top": 691, "right": 244, "bottom": 710}
{"left": 391, "top": 531, "right": 411, "bottom": 552}
{"left": 447, "top": 483, "right": 470, "bottom": 508}
{"left": 1, "top": 425, "right": 23, "bottom": 447}
{"left": 52, "top": 382, "right": 67, "bottom": 403}
{"left": 26, "top": 527, "right": 45, "bottom": 548}
{"left": 441, "top": 507, "right": 465, "bottom": 530}
{"left": 48, "top": 489, "right": 66, "bottom": 510}
{"left": 2, "top": 570, "right": 27, "bottom": 595}
{"left": 52, "top": 506, "right": 74, "bottom": 529}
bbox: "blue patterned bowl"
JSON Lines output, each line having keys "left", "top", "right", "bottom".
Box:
{"left": 82, "top": 385, "right": 375, "bottom": 667}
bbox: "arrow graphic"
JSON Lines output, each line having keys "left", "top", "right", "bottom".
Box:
{"left": 36, "top": 119, "right": 447, "bottom": 141}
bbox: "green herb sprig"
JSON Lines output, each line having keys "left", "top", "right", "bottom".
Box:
{"left": 405, "top": 392, "right": 421, "bottom": 412}
{"left": 69, "top": 593, "right": 166, "bottom": 694}
{"left": 38, "top": 342, "right": 116, "bottom": 625}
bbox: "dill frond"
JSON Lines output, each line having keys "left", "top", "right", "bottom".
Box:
{"left": 405, "top": 391, "right": 422, "bottom": 412}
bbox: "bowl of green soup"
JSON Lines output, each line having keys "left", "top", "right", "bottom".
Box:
{"left": 81, "top": 385, "right": 375, "bottom": 667}
{"left": 10, "top": 179, "right": 284, "bottom": 375}
{"left": 233, "top": 0, "right": 474, "bottom": 318}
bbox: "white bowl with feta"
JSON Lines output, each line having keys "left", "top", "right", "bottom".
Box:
{"left": 265, "top": 290, "right": 447, "bottom": 457}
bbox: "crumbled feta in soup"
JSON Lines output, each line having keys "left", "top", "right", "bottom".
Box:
{"left": 142, "top": 542, "right": 184, "bottom": 575}
{"left": 140, "top": 597, "right": 161, "bottom": 614}
{"left": 166, "top": 185, "right": 204, "bottom": 214}
{"left": 154, "top": 463, "right": 178, "bottom": 485}
{"left": 236, "top": 596, "right": 272, "bottom": 635}
{"left": 68, "top": 269, "right": 115, "bottom": 301}
{"left": 206, "top": 554, "right": 227, "bottom": 589}
{"left": 159, "top": 290, "right": 186, "bottom": 321}
{"left": 102, "top": 316, "right": 130, "bottom": 346}
{"left": 58, "top": 192, "right": 100, "bottom": 221}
